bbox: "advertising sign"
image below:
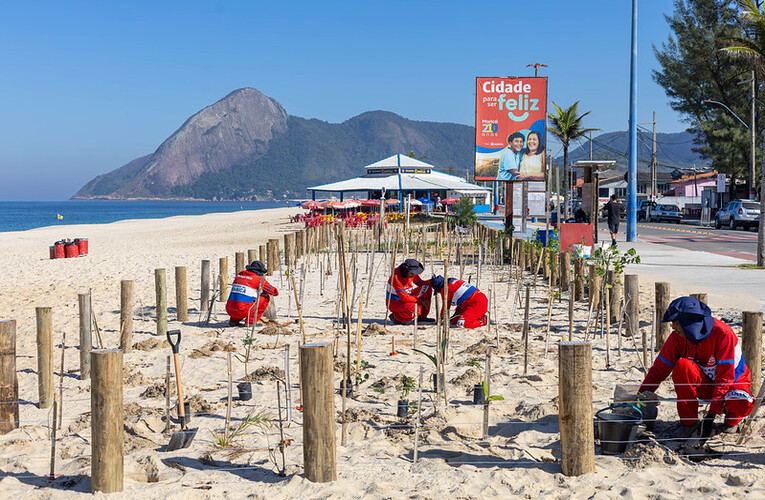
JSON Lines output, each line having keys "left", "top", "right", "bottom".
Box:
{"left": 475, "top": 77, "right": 548, "bottom": 181}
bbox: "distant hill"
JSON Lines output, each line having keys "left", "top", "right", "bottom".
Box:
{"left": 73, "top": 88, "right": 709, "bottom": 200}
{"left": 73, "top": 88, "right": 473, "bottom": 200}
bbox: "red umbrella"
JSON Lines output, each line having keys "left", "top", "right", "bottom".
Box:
{"left": 385, "top": 199, "right": 400, "bottom": 206}
{"left": 301, "top": 201, "right": 321, "bottom": 209}
{"left": 441, "top": 198, "right": 460, "bottom": 205}
{"left": 360, "top": 199, "right": 380, "bottom": 207}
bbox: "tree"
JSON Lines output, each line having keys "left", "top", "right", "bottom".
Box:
{"left": 453, "top": 197, "right": 477, "bottom": 228}
{"left": 653, "top": 0, "right": 754, "bottom": 180}
{"left": 719, "top": 0, "right": 765, "bottom": 266}
{"left": 547, "top": 101, "right": 597, "bottom": 219}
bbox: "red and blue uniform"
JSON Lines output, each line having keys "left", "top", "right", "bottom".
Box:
{"left": 226, "top": 270, "right": 278, "bottom": 325}
{"left": 439, "top": 279, "right": 487, "bottom": 329}
{"left": 386, "top": 267, "right": 432, "bottom": 322}
{"left": 639, "top": 318, "right": 754, "bottom": 426}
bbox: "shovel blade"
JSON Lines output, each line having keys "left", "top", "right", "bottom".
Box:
{"left": 167, "top": 428, "right": 198, "bottom": 451}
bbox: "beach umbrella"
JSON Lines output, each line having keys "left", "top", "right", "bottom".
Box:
{"left": 360, "top": 199, "right": 380, "bottom": 207}
{"left": 301, "top": 201, "right": 321, "bottom": 209}
{"left": 407, "top": 199, "right": 423, "bottom": 206}
{"left": 329, "top": 201, "right": 346, "bottom": 210}
{"left": 441, "top": 198, "right": 460, "bottom": 205}
{"left": 417, "top": 198, "right": 434, "bottom": 205}
{"left": 343, "top": 200, "right": 361, "bottom": 209}
{"left": 385, "top": 199, "right": 400, "bottom": 206}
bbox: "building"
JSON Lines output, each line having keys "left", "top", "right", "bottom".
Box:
{"left": 307, "top": 154, "right": 492, "bottom": 211}
{"left": 597, "top": 171, "right": 673, "bottom": 200}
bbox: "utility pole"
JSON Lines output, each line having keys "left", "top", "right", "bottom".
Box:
{"left": 626, "top": 0, "right": 638, "bottom": 242}
{"left": 527, "top": 63, "right": 547, "bottom": 77}
{"left": 651, "top": 111, "right": 657, "bottom": 202}
{"left": 751, "top": 70, "right": 757, "bottom": 200}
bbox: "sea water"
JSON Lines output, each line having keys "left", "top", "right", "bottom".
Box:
{"left": 0, "top": 200, "right": 290, "bottom": 233}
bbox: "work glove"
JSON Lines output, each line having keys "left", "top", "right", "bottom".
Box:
{"left": 700, "top": 411, "right": 717, "bottom": 441}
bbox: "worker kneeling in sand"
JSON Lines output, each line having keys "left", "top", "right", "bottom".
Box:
{"left": 430, "top": 275, "right": 488, "bottom": 328}
{"left": 226, "top": 261, "right": 279, "bottom": 326}
{"left": 638, "top": 296, "right": 754, "bottom": 439}
{"left": 386, "top": 258, "right": 435, "bottom": 325}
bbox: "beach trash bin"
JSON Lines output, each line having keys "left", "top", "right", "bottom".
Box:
{"left": 535, "top": 230, "right": 559, "bottom": 248}
{"left": 74, "top": 238, "right": 88, "bottom": 256}
{"left": 596, "top": 404, "right": 642, "bottom": 455}
{"left": 49, "top": 246, "right": 56, "bottom": 260}
{"left": 65, "top": 242, "right": 79, "bottom": 258}
{"left": 54, "top": 241, "right": 66, "bottom": 259}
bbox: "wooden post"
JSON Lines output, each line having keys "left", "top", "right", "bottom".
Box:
{"left": 691, "top": 293, "right": 708, "bottom": 306}
{"left": 78, "top": 293, "right": 92, "bottom": 380}
{"left": 117, "top": 281, "right": 135, "bottom": 352}
{"left": 235, "top": 251, "right": 245, "bottom": 275}
{"left": 574, "top": 257, "right": 585, "bottom": 301}
{"left": 154, "top": 269, "right": 167, "bottom": 338}
{"left": 219, "top": 257, "right": 229, "bottom": 302}
{"left": 558, "top": 341, "right": 594, "bottom": 476}
{"left": 300, "top": 343, "right": 336, "bottom": 483}
{"left": 248, "top": 248, "right": 258, "bottom": 264}
{"left": 568, "top": 282, "right": 574, "bottom": 341}
{"left": 624, "top": 274, "right": 639, "bottom": 339}
{"left": 559, "top": 251, "right": 570, "bottom": 291}
{"left": 608, "top": 270, "right": 622, "bottom": 324}
{"left": 654, "top": 282, "right": 670, "bottom": 349}
{"left": 588, "top": 264, "right": 601, "bottom": 311}
{"left": 743, "top": 311, "right": 763, "bottom": 395}
{"left": 0, "top": 320, "right": 19, "bottom": 434}
{"left": 35, "top": 307, "right": 53, "bottom": 410}
{"left": 200, "top": 260, "right": 211, "bottom": 313}
{"left": 284, "top": 234, "right": 295, "bottom": 269}
{"left": 174, "top": 268, "right": 187, "bottom": 323}
{"left": 267, "top": 239, "right": 279, "bottom": 276}
{"left": 91, "top": 349, "right": 123, "bottom": 493}
{"left": 259, "top": 245, "right": 266, "bottom": 264}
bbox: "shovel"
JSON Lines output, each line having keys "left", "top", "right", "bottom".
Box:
{"left": 166, "top": 329, "right": 198, "bottom": 451}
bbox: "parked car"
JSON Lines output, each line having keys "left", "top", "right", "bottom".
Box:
{"left": 637, "top": 200, "right": 657, "bottom": 221}
{"left": 715, "top": 200, "right": 761, "bottom": 230}
{"left": 649, "top": 204, "right": 683, "bottom": 223}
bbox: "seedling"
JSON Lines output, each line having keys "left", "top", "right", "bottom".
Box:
{"left": 467, "top": 357, "right": 483, "bottom": 369}
{"left": 353, "top": 359, "right": 370, "bottom": 386}
{"left": 397, "top": 375, "right": 415, "bottom": 399}
{"left": 482, "top": 381, "right": 504, "bottom": 403}
{"left": 211, "top": 409, "right": 271, "bottom": 449}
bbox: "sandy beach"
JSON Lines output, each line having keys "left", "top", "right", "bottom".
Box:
{"left": 1, "top": 206, "right": 765, "bottom": 499}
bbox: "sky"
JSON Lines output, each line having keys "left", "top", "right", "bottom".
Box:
{"left": 0, "top": 1, "right": 688, "bottom": 200}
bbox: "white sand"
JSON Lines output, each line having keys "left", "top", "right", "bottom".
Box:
{"left": 1, "top": 207, "right": 764, "bottom": 498}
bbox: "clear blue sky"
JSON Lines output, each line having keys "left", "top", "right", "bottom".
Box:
{"left": 1, "top": 1, "right": 687, "bottom": 200}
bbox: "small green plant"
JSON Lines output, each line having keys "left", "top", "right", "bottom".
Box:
{"left": 353, "top": 359, "right": 370, "bottom": 385}
{"left": 454, "top": 197, "right": 477, "bottom": 228}
{"left": 397, "top": 375, "right": 415, "bottom": 399}
{"left": 467, "top": 357, "right": 483, "bottom": 369}
{"left": 211, "top": 409, "right": 271, "bottom": 449}
{"left": 482, "top": 381, "right": 504, "bottom": 403}
{"left": 373, "top": 387, "right": 385, "bottom": 395}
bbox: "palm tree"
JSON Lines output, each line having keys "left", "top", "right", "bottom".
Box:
{"left": 547, "top": 101, "right": 597, "bottom": 220}
{"left": 719, "top": 0, "right": 765, "bottom": 266}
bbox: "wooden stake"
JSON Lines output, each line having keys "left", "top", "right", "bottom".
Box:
{"left": 91, "top": 349, "right": 123, "bottom": 493}
{"left": 58, "top": 331, "right": 65, "bottom": 430}
{"left": 654, "top": 282, "right": 670, "bottom": 349}
{"left": 219, "top": 257, "right": 229, "bottom": 302}
{"left": 235, "top": 251, "right": 245, "bottom": 275}
{"left": 690, "top": 293, "right": 708, "bottom": 306}
{"left": 225, "top": 352, "right": 232, "bottom": 444}
{"left": 300, "top": 343, "right": 336, "bottom": 483}
{"left": 248, "top": 248, "right": 258, "bottom": 264}
{"left": 0, "top": 320, "right": 19, "bottom": 434}
{"left": 743, "top": 311, "right": 763, "bottom": 396}
{"left": 36, "top": 307, "right": 53, "bottom": 409}
{"left": 155, "top": 269, "right": 167, "bottom": 338}
{"left": 119, "top": 280, "right": 135, "bottom": 351}
{"left": 560, "top": 251, "right": 570, "bottom": 292}
{"left": 200, "top": 260, "right": 211, "bottom": 313}
{"left": 355, "top": 300, "right": 363, "bottom": 389}
{"left": 522, "top": 284, "right": 530, "bottom": 375}
{"left": 624, "top": 274, "right": 639, "bottom": 339}
{"left": 291, "top": 274, "right": 307, "bottom": 344}
{"left": 574, "top": 257, "right": 585, "bottom": 301}
{"left": 558, "top": 341, "right": 594, "bottom": 476}
{"left": 568, "top": 282, "right": 574, "bottom": 341}
{"left": 77, "top": 293, "right": 92, "bottom": 380}
{"left": 413, "top": 366, "right": 423, "bottom": 463}
{"left": 482, "top": 351, "right": 491, "bottom": 438}
{"left": 49, "top": 394, "right": 57, "bottom": 480}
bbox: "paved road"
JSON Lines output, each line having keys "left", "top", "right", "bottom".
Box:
{"left": 618, "top": 221, "right": 759, "bottom": 262}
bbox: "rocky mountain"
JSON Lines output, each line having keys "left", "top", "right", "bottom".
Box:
{"left": 73, "top": 88, "right": 473, "bottom": 200}
{"left": 74, "top": 87, "right": 708, "bottom": 200}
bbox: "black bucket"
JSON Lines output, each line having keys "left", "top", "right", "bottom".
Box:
{"left": 237, "top": 382, "right": 252, "bottom": 401}
{"left": 431, "top": 373, "right": 444, "bottom": 392}
{"left": 596, "top": 404, "right": 642, "bottom": 455}
{"left": 339, "top": 378, "right": 353, "bottom": 398}
{"left": 397, "top": 399, "right": 409, "bottom": 418}
{"left": 473, "top": 385, "right": 485, "bottom": 405}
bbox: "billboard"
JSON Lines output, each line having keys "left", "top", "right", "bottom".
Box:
{"left": 475, "top": 77, "right": 548, "bottom": 181}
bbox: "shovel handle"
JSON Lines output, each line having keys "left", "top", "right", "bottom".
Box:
{"left": 172, "top": 352, "right": 186, "bottom": 429}
{"left": 167, "top": 329, "right": 181, "bottom": 354}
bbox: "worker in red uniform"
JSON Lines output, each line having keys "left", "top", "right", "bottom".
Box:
{"left": 226, "top": 261, "right": 279, "bottom": 326}
{"left": 386, "top": 258, "right": 435, "bottom": 324}
{"left": 638, "top": 296, "right": 754, "bottom": 439}
{"left": 430, "top": 275, "right": 488, "bottom": 328}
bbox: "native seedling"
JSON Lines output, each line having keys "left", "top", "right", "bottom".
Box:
{"left": 211, "top": 409, "right": 271, "bottom": 449}
{"left": 482, "top": 381, "right": 504, "bottom": 403}
{"left": 353, "top": 359, "right": 370, "bottom": 386}
{"left": 467, "top": 357, "right": 483, "bottom": 369}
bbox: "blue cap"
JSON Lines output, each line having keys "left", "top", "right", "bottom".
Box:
{"left": 662, "top": 296, "right": 714, "bottom": 344}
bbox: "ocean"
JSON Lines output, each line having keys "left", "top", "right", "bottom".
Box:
{"left": 0, "top": 200, "right": 291, "bottom": 233}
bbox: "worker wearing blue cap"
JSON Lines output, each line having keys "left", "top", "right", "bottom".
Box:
{"left": 638, "top": 296, "right": 754, "bottom": 439}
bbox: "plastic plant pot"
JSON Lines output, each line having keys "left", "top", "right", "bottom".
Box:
{"left": 473, "top": 385, "right": 486, "bottom": 405}
{"left": 237, "top": 382, "right": 253, "bottom": 401}
{"left": 339, "top": 378, "right": 353, "bottom": 398}
{"left": 397, "top": 399, "right": 409, "bottom": 419}
{"left": 431, "top": 373, "right": 444, "bottom": 392}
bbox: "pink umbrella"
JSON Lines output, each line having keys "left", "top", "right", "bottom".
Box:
{"left": 385, "top": 199, "right": 400, "bottom": 206}
{"left": 360, "top": 199, "right": 380, "bottom": 207}
{"left": 441, "top": 198, "right": 460, "bottom": 205}
{"left": 301, "top": 201, "right": 321, "bottom": 209}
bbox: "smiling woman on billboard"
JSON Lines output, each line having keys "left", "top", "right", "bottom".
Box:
{"left": 475, "top": 77, "right": 548, "bottom": 181}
